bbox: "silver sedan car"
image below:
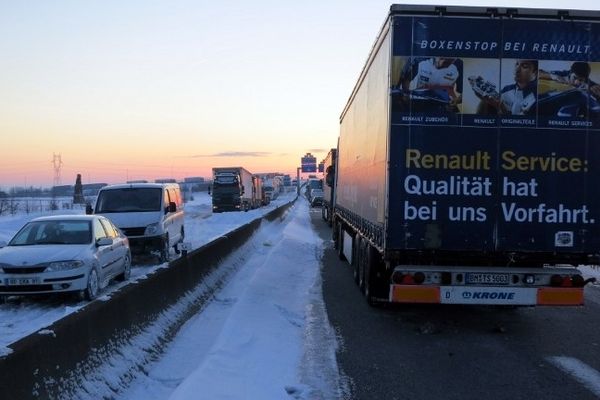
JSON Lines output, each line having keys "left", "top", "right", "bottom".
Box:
{"left": 0, "top": 215, "right": 131, "bottom": 301}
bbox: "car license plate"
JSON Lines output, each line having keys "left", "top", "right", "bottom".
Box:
{"left": 6, "top": 277, "right": 40, "bottom": 286}
{"left": 466, "top": 273, "right": 509, "bottom": 285}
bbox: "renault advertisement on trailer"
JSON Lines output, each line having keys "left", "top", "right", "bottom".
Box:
{"left": 388, "top": 14, "right": 600, "bottom": 254}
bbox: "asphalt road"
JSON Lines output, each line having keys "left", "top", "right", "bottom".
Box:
{"left": 310, "top": 208, "right": 600, "bottom": 400}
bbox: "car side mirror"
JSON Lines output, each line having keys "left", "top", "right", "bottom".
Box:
{"left": 85, "top": 204, "right": 93, "bottom": 215}
{"left": 168, "top": 202, "right": 177, "bottom": 213}
{"left": 96, "top": 237, "right": 113, "bottom": 247}
{"left": 207, "top": 185, "right": 211, "bottom": 195}
{"left": 0, "top": 241, "right": 7, "bottom": 249}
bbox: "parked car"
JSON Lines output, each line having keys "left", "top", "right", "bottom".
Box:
{"left": 310, "top": 189, "right": 324, "bottom": 207}
{"left": 0, "top": 215, "right": 131, "bottom": 301}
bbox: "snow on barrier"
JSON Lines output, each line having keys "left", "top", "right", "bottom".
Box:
{"left": 0, "top": 199, "right": 296, "bottom": 400}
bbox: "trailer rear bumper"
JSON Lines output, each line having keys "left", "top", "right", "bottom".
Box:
{"left": 389, "top": 285, "right": 584, "bottom": 306}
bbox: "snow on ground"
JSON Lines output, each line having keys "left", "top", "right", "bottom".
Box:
{"left": 112, "top": 195, "right": 347, "bottom": 400}
{"left": 0, "top": 190, "right": 298, "bottom": 355}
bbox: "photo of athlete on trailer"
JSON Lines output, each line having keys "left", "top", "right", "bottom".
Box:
{"left": 472, "top": 59, "right": 538, "bottom": 116}
{"left": 392, "top": 56, "right": 464, "bottom": 113}
{"left": 538, "top": 61, "right": 600, "bottom": 120}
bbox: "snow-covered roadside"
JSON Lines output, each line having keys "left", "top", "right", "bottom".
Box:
{"left": 70, "top": 195, "right": 347, "bottom": 399}
{"left": 0, "top": 191, "right": 297, "bottom": 356}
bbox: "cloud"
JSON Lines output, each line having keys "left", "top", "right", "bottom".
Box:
{"left": 189, "top": 151, "right": 271, "bottom": 158}
{"left": 307, "top": 148, "right": 329, "bottom": 154}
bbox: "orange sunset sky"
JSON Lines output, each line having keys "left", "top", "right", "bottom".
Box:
{"left": 1, "top": 0, "right": 599, "bottom": 189}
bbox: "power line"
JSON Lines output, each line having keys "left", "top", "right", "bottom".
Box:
{"left": 51, "top": 153, "right": 63, "bottom": 187}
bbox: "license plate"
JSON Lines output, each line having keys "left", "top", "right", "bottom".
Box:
{"left": 6, "top": 277, "right": 40, "bottom": 286}
{"left": 466, "top": 273, "right": 509, "bottom": 285}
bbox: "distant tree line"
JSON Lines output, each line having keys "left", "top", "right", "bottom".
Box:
{"left": 0, "top": 186, "right": 52, "bottom": 197}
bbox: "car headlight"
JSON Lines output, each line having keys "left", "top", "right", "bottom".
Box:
{"left": 46, "top": 260, "right": 85, "bottom": 272}
{"left": 145, "top": 223, "right": 159, "bottom": 235}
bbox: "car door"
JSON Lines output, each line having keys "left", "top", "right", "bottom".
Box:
{"left": 93, "top": 219, "right": 114, "bottom": 281}
{"left": 167, "top": 187, "right": 183, "bottom": 244}
{"left": 99, "top": 218, "right": 126, "bottom": 278}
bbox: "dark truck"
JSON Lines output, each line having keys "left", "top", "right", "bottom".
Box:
{"left": 331, "top": 4, "right": 600, "bottom": 306}
{"left": 211, "top": 167, "right": 255, "bottom": 212}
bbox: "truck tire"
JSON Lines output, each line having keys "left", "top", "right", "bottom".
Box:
{"left": 336, "top": 222, "right": 346, "bottom": 261}
{"left": 364, "top": 244, "right": 384, "bottom": 306}
{"left": 353, "top": 236, "right": 361, "bottom": 285}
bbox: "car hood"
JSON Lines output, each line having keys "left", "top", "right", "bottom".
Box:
{"left": 0, "top": 245, "right": 90, "bottom": 266}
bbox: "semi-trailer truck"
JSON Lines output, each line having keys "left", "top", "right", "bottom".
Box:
{"left": 321, "top": 148, "right": 337, "bottom": 225}
{"left": 211, "top": 167, "right": 254, "bottom": 212}
{"left": 331, "top": 4, "right": 600, "bottom": 306}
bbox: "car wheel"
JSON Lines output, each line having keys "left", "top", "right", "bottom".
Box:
{"left": 159, "top": 236, "right": 170, "bottom": 263}
{"left": 84, "top": 267, "right": 100, "bottom": 301}
{"left": 117, "top": 252, "right": 131, "bottom": 281}
{"left": 174, "top": 228, "right": 184, "bottom": 254}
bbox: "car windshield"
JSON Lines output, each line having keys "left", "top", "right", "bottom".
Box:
{"left": 9, "top": 220, "right": 92, "bottom": 246}
{"left": 95, "top": 188, "right": 162, "bottom": 213}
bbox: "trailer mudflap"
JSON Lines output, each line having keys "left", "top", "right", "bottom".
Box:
{"left": 537, "top": 287, "right": 584, "bottom": 306}
{"left": 390, "top": 285, "right": 584, "bottom": 306}
{"left": 390, "top": 285, "right": 440, "bottom": 303}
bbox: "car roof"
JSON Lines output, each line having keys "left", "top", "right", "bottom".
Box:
{"left": 99, "top": 183, "right": 177, "bottom": 190}
{"left": 31, "top": 215, "right": 99, "bottom": 222}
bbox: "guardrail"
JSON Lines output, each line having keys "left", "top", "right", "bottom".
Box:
{"left": 0, "top": 198, "right": 296, "bottom": 400}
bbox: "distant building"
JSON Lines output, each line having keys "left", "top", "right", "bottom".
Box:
{"left": 82, "top": 183, "right": 107, "bottom": 197}
{"left": 126, "top": 180, "right": 149, "bottom": 184}
{"left": 184, "top": 177, "right": 205, "bottom": 183}
{"left": 51, "top": 185, "right": 74, "bottom": 197}
{"left": 154, "top": 178, "right": 177, "bottom": 183}
{"left": 181, "top": 176, "right": 209, "bottom": 193}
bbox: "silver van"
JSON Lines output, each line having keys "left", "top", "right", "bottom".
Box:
{"left": 89, "top": 183, "right": 184, "bottom": 262}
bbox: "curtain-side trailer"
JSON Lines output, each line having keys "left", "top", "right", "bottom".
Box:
{"left": 332, "top": 4, "right": 600, "bottom": 306}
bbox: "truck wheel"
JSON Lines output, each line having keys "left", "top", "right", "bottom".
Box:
{"left": 363, "top": 244, "right": 383, "bottom": 306}
{"left": 357, "top": 238, "right": 367, "bottom": 291}
{"left": 333, "top": 219, "right": 340, "bottom": 250}
{"left": 353, "top": 236, "right": 361, "bottom": 285}
{"left": 336, "top": 222, "right": 346, "bottom": 261}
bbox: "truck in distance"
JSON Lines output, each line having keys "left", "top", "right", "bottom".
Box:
{"left": 211, "top": 167, "right": 255, "bottom": 213}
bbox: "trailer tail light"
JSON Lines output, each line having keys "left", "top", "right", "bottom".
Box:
{"left": 414, "top": 272, "right": 425, "bottom": 284}
{"left": 571, "top": 275, "right": 585, "bottom": 288}
{"left": 550, "top": 274, "right": 585, "bottom": 288}
{"left": 391, "top": 272, "right": 424, "bottom": 285}
{"left": 550, "top": 274, "right": 565, "bottom": 287}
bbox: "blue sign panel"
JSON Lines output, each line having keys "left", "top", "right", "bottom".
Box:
{"left": 301, "top": 154, "right": 317, "bottom": 173}
{"left": 387, "top": 15, "right": 600, "bottom": 253}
